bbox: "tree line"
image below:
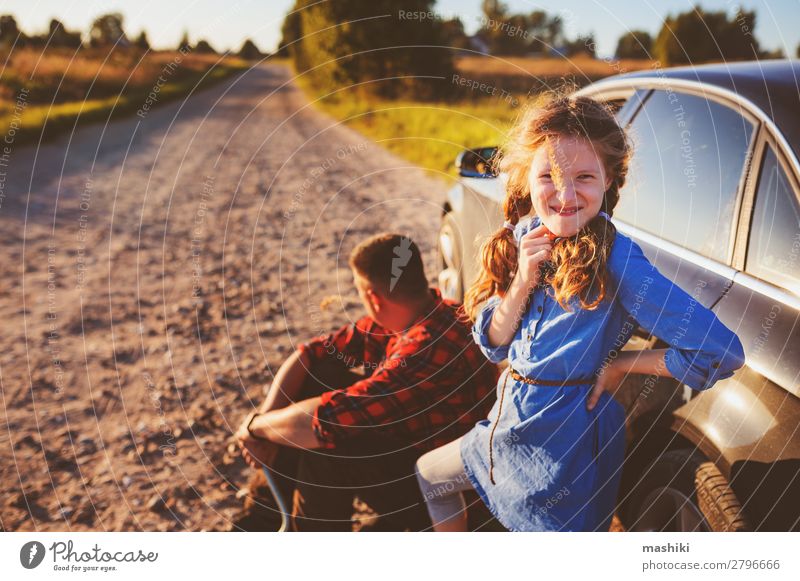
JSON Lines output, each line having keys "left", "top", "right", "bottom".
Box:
{"left": 615, "top": 7, "right": 784, "bottom": 62}
{"left": 0, "top": 13, "right": 265, "bottom": 59}
{"left": 472, "top": 2, "right": 780, "bottom": 62}
{"left": 278, "top": 0, "right": 789, "bottom": 100}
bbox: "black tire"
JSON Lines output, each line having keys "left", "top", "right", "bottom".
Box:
{"left": 695, "top": 461, "right": 750, "bottom": 531}
{"left": 438, "top": 213, "right": 464, "bottom": 301}
{"left": 626, "top": 449, "right": 749, "bottom": 532}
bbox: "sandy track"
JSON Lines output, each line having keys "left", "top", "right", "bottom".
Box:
{"left": 0, "top": 63, "right": 451, "bottom": 531}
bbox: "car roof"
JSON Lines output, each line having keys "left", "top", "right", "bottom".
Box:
{"left": 598, "top": 59, "right": 800, "bottom": 161}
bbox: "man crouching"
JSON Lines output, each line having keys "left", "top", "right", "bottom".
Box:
{"left": 232, "top": 233, "right": 498, "bottom": 531}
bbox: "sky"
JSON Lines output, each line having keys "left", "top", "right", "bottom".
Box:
{"left": 2, "top": 0, "right": 799, "bottom": 58}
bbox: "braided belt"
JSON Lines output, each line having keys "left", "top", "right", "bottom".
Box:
{"left": 508, "top": 368, "right": 597, "bottom": 386}
{"left": 488, "top": 367, "right": 597, "bottom": 485}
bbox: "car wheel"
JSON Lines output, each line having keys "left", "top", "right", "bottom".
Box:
{"left": 626, "top": 449, "right": 749, "bottom": 532}
{"left": 437, "top": 213, "right": 464, "bottom": 301}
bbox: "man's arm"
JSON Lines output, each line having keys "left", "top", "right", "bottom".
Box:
{"left": 246, "top": 349, "right": 430, "bottom": 452}
{"left": 234, "top": 349, "right": 317, "bottom": 469}
{"left": 241, "top": 318, "right": 391, "bottom": 450}
{"left": 258, "top": 348, "right": 312, "bottom": 413}
{"left": 248, "top": 329, "right": 470, "bottom": 451}
{"left": 256, "top": 313, "right": 390, "bottom": 415}
{"left": 248, "top": 396, "right": 324, "bottom": 450}
{"left": 242, "top": 315, "right": 394, "bottom": 446}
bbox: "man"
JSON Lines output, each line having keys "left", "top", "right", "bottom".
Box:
{"left": 232, "top": 233, "right": 498, "bottom": 531}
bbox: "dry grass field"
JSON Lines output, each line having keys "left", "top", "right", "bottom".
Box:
{"left": 0, "top": 47, "right": 249, "bottom": 143}
{"left": 300, "top": 55, "right": 655, "bottom": 177}
{"left": 454, "top": 54, "right": 656, "bottom": 93}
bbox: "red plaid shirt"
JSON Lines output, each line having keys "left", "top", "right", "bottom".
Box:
{"left": 298, "top": 287, "right": 498, "bottom": 453}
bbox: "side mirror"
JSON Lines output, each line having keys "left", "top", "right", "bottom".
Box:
{"left": 456, "top": 146, "right": 499, "bottom": 178}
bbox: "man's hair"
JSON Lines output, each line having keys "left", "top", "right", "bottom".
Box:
{"left": 349, "top": 233, "right": 430, "bottom": 301}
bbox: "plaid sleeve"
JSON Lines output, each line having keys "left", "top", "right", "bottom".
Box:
{"left": 311, "top": 334, "right": 452, "bottom": 446}
{"left": 297, "top": 315, "right": 392, "bottom": 369}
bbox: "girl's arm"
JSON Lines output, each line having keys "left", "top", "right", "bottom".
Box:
{"left": 486, "top": 271, "right": 536, "bottom": 347}
{"left": 613, "top": 349, "right": 670, "bottom": 376}
{"left": 485, "top": 224, "right": 553, "bottom": 348}
{"left": 587, "top": 235, "right": 746, "bottom": 410}
{"left": 587, "top": 349, "right": 670, "bottom": 410}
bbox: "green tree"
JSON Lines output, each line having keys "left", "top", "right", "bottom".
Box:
{"left": 177, "top": 30, "right": 191, "bottom": 52}
{"left": 238, "top": 38, "right": 263, "bottom": 60}
{"left": 481, "top": 0, "right": 508, "bottom": 21}
{"left": 529, "top": 10, "right": 565, "bottom": 53}
{"left": 760, "top": 47, "right": 784, "bottom": 59}
{"left": 478, "top": 0, "right": 524, "bottom": 55}
{"left": 440, "top": 17, "right": 470, "bottom": 51}
{"left": 564, "top": 33, "right": 595, "bottom": 57}
{"left": 653, "top": 7, "right": 759, "bottom": 65}
{"left": 287, "top": 0, "right": 454, "bottom": 99}
{"left": 615, "top": 30, "right": 652, "bottom": 59}
{"left": 134, "top": 31, "right": 150, "bottom": 51}
{"left": 48, "top": 19, "right": 83, "bottom": 48}
{"left": 277, "top": 6, "right": 301, "bottom": 57}
{"left": 477, "top": 7, "right": 565, "bottom": 55}
{"left": 195, "top": 39, "right": 217, "bottom": 54}
{"left": 0, "top": 14, "right": 27, "bottom": 47}
{"left": 89, "top": 13, "right": 127, "bottom": 47}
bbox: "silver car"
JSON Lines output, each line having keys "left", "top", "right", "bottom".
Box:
{"left": 439, "top": 60, "right": 800, "bottom": 531}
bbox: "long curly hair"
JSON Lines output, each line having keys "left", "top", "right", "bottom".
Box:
{"left": 462, "top": 94, "right": 632, "bottom": 322}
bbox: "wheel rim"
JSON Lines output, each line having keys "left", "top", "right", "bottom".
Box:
{"left": 631, "top": 486, "right": 710, "bottom": 532}
{"left": 439, "top": 227, "right": 456, "bottom": 270}
{"left": 438, "top": 224, "right": 461, "bottom": 300}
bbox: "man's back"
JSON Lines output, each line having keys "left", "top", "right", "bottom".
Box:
{"left": 300, "top": 287, "right": 499, "bottom": 453}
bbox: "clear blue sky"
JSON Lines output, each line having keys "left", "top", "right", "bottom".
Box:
{"left": 3, "top": 0, "right": 798, "bottom": 57}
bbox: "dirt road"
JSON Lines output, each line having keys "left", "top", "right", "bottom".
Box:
{"left": 0, "top": 63, "right": 451, "bottom": 531}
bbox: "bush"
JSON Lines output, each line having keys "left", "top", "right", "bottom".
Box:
{"left": 615, "top": 30, "right": 653, "bottom": 60}
{"left": 653, "top": 7, "right": 759, "bottom": 65}
{"left": 286, "top": 0, "right": 454, "bottom": 100}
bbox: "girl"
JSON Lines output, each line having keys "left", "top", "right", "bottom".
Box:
{"left": 415, "top": 95, "right": 746, "bottom": 532}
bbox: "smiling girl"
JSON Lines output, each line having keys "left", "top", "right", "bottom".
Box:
{"left": 414, "top": 95, "right": 746, "bottom": 532}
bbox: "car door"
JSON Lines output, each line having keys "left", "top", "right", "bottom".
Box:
{"left": 674, "top": 130, "right": 800, "bottom": 530}
{"left": 602, "top": 87, "right": 758, "bottom": 430}
{"left": 612, "top": 87, "right": 757, "bottom": 309}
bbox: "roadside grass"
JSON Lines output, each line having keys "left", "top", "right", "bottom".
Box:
{"left": 0, "top": 48, "right": 251, "bottom": 145}
{"left": 291, "top": 55, "right": 653, "bottom": 178}
{"left": 305, "top": 86, "right": 519, "bottom": 178}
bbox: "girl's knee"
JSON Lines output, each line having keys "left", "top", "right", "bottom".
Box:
{"left": 414, "top": 452, "right": 433, "bottom": 489}
{"left": 415, "top": 449, "right": 450, "bottom": 501}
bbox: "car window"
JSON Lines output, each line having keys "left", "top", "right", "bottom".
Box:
{"left": 613, "top": 89, "right": 648, "bottom": 125}
{"left": 746, "top": 145, "right": 800, "bottom": 293}
{"left": 614, "top": 90, "right": 754, "bottom": 262}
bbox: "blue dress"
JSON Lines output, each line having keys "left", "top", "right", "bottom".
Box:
{"left": 460, "top": 215, "right": 746, "bottom": 532}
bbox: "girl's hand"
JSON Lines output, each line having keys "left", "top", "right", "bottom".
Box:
{"left": 587, "top": 359, "right": 627, "bottom": 411}
{"left": 517, "top": 224, "right": 553, "bottom": 289}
